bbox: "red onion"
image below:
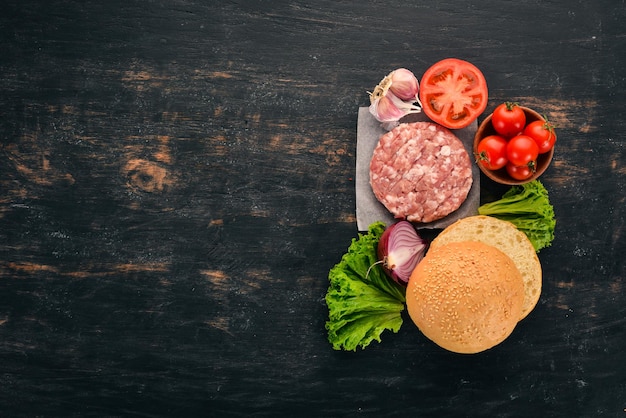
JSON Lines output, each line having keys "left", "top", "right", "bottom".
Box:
{"left": 377, "top": 221, "right": 428, "bottom": 286}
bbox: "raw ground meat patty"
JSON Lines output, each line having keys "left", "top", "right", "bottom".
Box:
{"left": 369, "top": 121, "right": 473, "bottom": 223}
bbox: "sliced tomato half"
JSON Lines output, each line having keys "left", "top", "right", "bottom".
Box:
{"left": 418, "top": 58, "right": 488, "bottom": 130}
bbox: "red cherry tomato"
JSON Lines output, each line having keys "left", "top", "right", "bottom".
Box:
{"left": 418, "top": 58, "right": 488, "bottom": 130}
{"left": 523, "top": 119, "right": 556, "bottom": 154}
{"left": 491, "top": 102, "right": 526, "bottom": 138}
{"left": 506, "top": 162, "right": 535, "bottom": 181}
{"left": 476, "top": 135, "right": 508, "bottom": 170}
{"left": 506, "top": 135, "right": 539, "bottom": 167}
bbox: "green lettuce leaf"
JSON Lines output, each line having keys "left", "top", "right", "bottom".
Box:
{"left": 478, "top": 180, "right": 556, "bottom": 252}
{"left": 325, "top": 222, "right": 406, "bottom": 351}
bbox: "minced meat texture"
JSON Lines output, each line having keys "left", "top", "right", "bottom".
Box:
{"left": 369, "top": 122, "right": 473, "bottom": 223}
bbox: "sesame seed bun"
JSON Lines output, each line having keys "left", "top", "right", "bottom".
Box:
{"left": 429, "top": 215, "right": 541, "bottom": 320}
{"left": 406, "top": 241, "right": 524, "bottom": 354}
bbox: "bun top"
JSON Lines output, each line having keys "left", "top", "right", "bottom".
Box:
{"left": 429, "top": 215, "right": 541, "bottom": 320}
{"left": 406, "top": 240, "right": 524, "bottom": 354}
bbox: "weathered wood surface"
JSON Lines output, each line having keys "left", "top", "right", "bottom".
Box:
{"left": 1, "top": 1, "right": 625, "bottom": 416}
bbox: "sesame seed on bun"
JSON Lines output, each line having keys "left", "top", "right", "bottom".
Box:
{"left": 429, "top": 215, "right": 542, "bottom": 320}
{"left": 406, "top": 240, "right": 525, "bottom": 354}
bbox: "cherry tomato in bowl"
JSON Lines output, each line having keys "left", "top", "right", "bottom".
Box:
{"left": 473, "top": 106, "right": 554, "bottom": 185}
{"left": 418, "top": 58, "right": 488, "bottom": 130}
{"left": 492, "top": 102, "right": 526, "bottom": 137}
{"left": 475, "top": 135, "right": 508, "bottom": 170}
{"left": 523, "top": 119, "right": 557, "bottom": 154}
{"left": 506, "top": 135, "right": 539, "bottom": 167}
{"left": 506, "top": 162, "right": 535, "bottom": 181}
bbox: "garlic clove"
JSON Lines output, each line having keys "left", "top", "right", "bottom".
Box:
{"left": 369, "top": 93, "right": 406, "bottom": 122}
{"left": 389, "top": 68, "right": 420, "bottom": 101}
{"left": 369, "top": 90, "right": 421, "bottom": 123}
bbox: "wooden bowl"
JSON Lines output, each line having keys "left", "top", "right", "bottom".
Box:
{"left": 473, "top": 106, "right": 554, "bottom": 185}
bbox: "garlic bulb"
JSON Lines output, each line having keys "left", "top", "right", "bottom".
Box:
{"left": 368, "top": 68, "right": 421, "bottom": 123}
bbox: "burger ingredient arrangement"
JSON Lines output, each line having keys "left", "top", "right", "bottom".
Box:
{"left": 325, "top": 59, "right": 557, "bottom": 353}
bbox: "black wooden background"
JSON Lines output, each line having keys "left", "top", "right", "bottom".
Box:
{"left": 1, "top": 1, "right": 625, "bottom": 417}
